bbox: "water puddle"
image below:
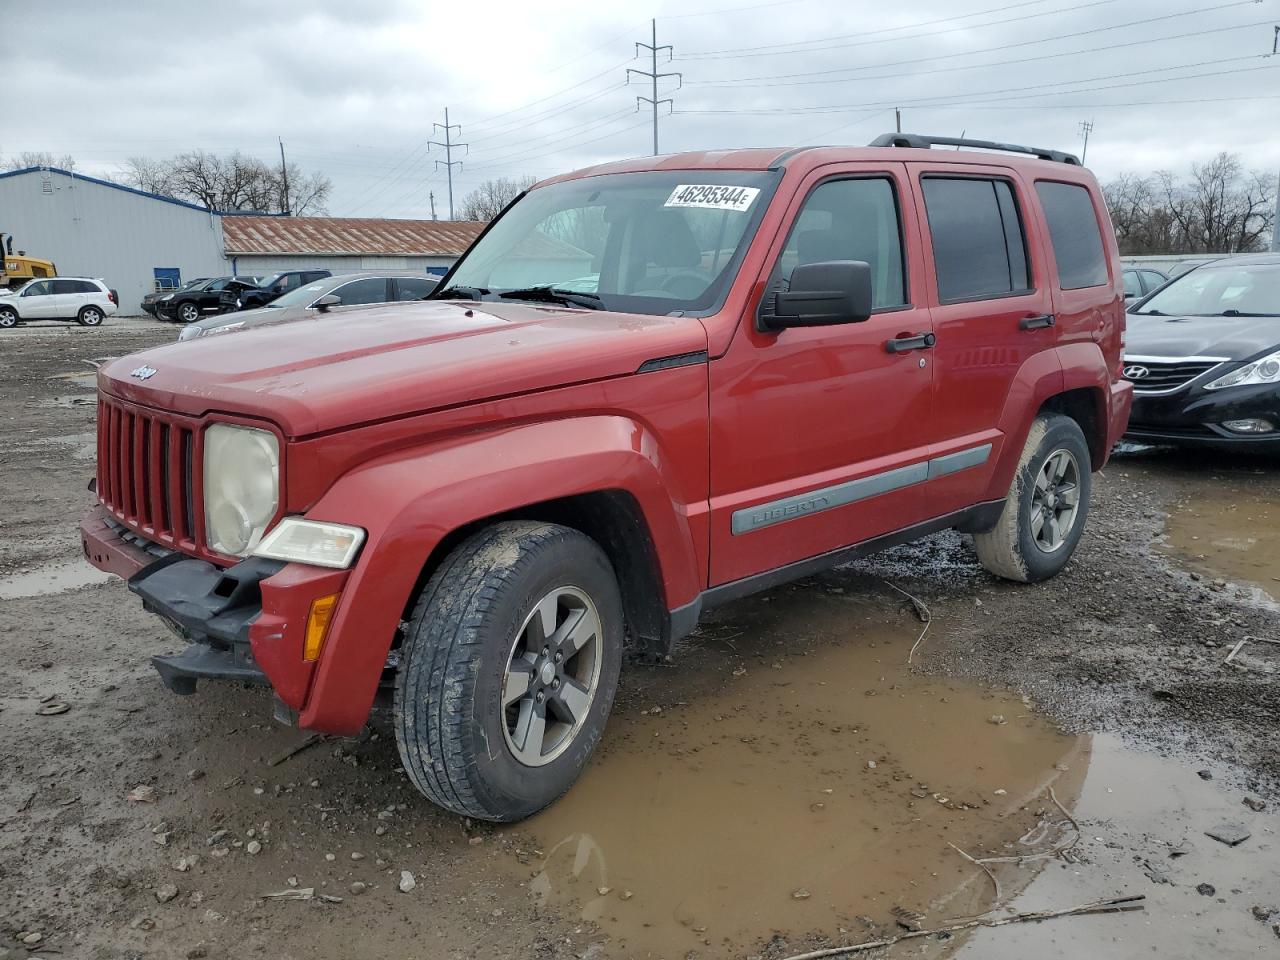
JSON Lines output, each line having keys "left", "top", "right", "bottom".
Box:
{"left": 954, "top": 733, "right": 1280, "bottom": 959}
{"left": 0, "top": 558, "right": 114, "bottom": 600}
{"left": 1164, "top": 485, "right": 1279, "bottom": 601}
{"left": 514, "top": 588, "right": 1088, "bottom": 958}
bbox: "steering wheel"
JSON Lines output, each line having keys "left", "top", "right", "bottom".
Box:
{"left": 658, "top": 270, "right": 710, "bottom": 299}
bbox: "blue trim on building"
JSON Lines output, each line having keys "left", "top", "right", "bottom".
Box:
{"left": 0, "top": 166, "right": 286, "bottom": 217}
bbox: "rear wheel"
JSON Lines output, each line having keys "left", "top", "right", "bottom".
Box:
{"left": 973, "top": 414, "right": 1091, "bottom": 583}
{"left": 77, "top": 305, "right": 104, "bottom": 326}
{"left": 393, "top": 521, "right": 624, "bottom": 821}
{"left": 0, "top": 306, "right": 17, "bottom": 329}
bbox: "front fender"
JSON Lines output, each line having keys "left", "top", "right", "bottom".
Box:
{"left": 296, "top": 415, "right": 703, "bottom": 734}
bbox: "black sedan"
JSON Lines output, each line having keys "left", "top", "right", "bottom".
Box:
{"left": 1123, "top": 253, "right": 1280, "bottom": 453}
{"left": 154, "top": 276, "right": 260, "bottom": 323}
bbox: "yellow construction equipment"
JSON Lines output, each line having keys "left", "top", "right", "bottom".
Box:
{"left": 0, "top": 233, "right": 56, "bottom": 290}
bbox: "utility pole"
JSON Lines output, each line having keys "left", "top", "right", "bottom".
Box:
{"left": 895, "top": 108, "right": 902, "bottom": 133}
{"left": 278, "top": 136, "right": 291, "bottom": 215}
{"left": 429, "top": 108, "right": 467, "bottom": 219}
{"left": 429, "top": 191, "right": 437, "bottom": 221}
{"left": 628, "top": 19, "right": 681, "bottom": 156}
{"left": 1271, "top": 168, "right": 1279, "bottom": 252}
{"left": 1078, "top": 120, "right": 1094, "bottom": 164}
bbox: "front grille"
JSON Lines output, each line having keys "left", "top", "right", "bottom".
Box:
{"left": 97, "top": 396, "right": 200, "bottom": 550}
{"left": 1123, "top": 359, "right": 1223, "bottom": 393}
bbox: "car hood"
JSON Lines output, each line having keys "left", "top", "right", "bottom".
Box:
{"left": 1125, "top": 313, "right": 1280, "bottom": 361}
{"left": 100, "top": 300, "right": 708, "bottom": 437}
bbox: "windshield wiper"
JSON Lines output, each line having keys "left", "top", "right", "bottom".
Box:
{"left": 497, "top": 286, "right": 604, "bottom": 310}
{"left": 435, "top": 284, "right": 490, "bottom": 300}
{"left": 1214, "top": 310, "right": 1280, "bottom": 317}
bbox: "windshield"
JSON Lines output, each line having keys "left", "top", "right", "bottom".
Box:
{"left": 267, "top": 280, "right": 332, "bottom": 308}
{"left": 438, "top": 170, "right": 778, "bottom": 316}
{"left": 1136, "top": 262, "right": 1280, "bottom": 317}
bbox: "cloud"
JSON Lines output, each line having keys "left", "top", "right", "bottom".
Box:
{"left": 7, "top": 0, "right": 1279, "bottom": 218}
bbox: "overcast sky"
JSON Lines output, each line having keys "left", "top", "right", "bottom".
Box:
{"left": 7, "top": 0, "right": 1280, "bottom": 219}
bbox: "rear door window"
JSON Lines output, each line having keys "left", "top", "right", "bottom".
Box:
{"left": 921, "top": 177, "right": 1030, "bottom": 302}
{"left": 1035, "top": 181, "right": 1109, "bottom": 290}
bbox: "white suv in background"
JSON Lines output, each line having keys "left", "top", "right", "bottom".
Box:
{"left": 0, "top": 277, "right": 119, "bottom": 329}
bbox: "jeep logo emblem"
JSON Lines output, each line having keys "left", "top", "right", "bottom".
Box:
{"left": 1122, "top": 365, "right": 1149, "bottom": 380}
{"left": 130, "top": 365, "right": 158, "bottom": 380}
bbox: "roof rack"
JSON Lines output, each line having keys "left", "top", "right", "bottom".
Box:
{"left": 869, "top": 133, "right": 1081, "bottom": 166}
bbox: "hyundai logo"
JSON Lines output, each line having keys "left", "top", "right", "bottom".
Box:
{"left": 1123, "top": 365, "right": 1150, "bottom": 380}
{"left": 130, "top": 365, "right": 158, "bottom": 380}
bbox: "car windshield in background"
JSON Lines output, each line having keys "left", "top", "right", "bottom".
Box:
{"left": 1135, "top": 262, "right": 1280, "bottom": 317}
{"left": 267, "top": 281, "right": 331, "bottom": 308}
{"left": 438, "top": 170, "right": 778, "bottom": 316}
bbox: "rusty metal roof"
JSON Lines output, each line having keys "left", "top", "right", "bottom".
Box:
{"left": 220, "top": 216, "right": 488, "bottom": 257}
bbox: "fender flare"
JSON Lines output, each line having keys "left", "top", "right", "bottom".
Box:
{"left": 297, "top": 415, "right": 702, "bottom": 734}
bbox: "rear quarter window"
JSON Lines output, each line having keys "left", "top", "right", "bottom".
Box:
{"left": 1035, "top": 181, "right": 1109, "bottom": 290}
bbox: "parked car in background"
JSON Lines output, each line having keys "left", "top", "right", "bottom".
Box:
{"left": 179, "top": 271, "right": 440, "bottom": 340}
{"left": 1122, "top": 266, "right": 1167, "bottom": 301}
{"left": 82, "top": 134, "right": 1131, "bottom": 822}
{"left": 141, "top": 277, "right": 212, "bottom": 317}
{"left": 1123, "top": 253, "right": 1280, "bottom": 452}
{"left": 222, "top": 270, "right": 332, "bottom": 312}
{"left": 0, "top": 277, "right": 118, "bottom": 329}
{"left": 154, "top": 276, "right": 261, "bottom": 323}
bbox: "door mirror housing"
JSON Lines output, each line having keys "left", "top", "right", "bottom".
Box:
{"left": 758, "top": 260, "right": 874, "bottom": 331}
{"left": 313, "top": 294, "right": 341, "bottom": 311}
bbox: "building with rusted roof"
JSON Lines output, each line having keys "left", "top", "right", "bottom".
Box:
{"left": 0, "top": 166, "right": 485, "bottom": 315}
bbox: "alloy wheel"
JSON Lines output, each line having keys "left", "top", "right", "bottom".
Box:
{"left": 1030, "top": 449, "right": 1081, "bottom": 553}
{"left": 501, "top": 586, "right": 603, "bottom": 767}
{"left": 179, "top": 303, "right": 199, "bottom": 322}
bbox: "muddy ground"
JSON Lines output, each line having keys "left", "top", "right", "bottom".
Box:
{"left": 1, "top": 319, "right": 1277, "bottom": 960}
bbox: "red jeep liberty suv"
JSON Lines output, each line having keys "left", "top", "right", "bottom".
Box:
{"left": 81, "top": 134, "right": 1132, "bottom": 821}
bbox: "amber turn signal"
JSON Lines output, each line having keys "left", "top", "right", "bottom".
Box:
{"left": 304, "top": 594, "right": 340, "bottom": 662}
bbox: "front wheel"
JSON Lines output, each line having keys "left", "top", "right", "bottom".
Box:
{"left": 973, "top": 414, "right": 1092, "bottom": 583}
{"left": 177, "top": 301, "right": 200, "bottom": 323}
{"left": 0, "top": 306, "right": 17, "bottom": 329}
{"left": 77, "top": 305, "right": 104, "bottom": 326}
{"left": 394, "top": 521, "right": 624, "bottom": 821}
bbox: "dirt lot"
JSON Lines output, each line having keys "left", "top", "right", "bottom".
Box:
{"left": 1, "top": 319, "right": 1277, "bottom": 960}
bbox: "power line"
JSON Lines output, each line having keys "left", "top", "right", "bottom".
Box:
{"left": 628, "top": 19, "right": 681, "bottom": 155}
{"left": 676, "top": 0, "right": 1118, "bottom": 59}
{"left": 685, "top": 17, "right": 1275, "bottom": 88}
{"left": 429, "top": 108, "right": 467, "bottom": 220}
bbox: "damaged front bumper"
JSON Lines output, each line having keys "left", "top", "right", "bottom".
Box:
{"left": 130, "top": 553, "right": 283, "bottom": 695}
{"left": 81, "top": 504, "right": 350, "bottom": 723}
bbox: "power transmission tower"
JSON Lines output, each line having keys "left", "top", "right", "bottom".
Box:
{"left": 1078, "top": 120, "right": 1094, "bottom": 164}
{"left": 278, "top": 136, "right": 291, "bottom": 215}
{"left": 628, "top": 19, "right": 681, "bottom": 156}
{"left": 429, "top": 108, "right": 467, "bottom": 219}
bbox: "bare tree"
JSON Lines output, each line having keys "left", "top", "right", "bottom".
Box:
{"left": 459, "top": 175, "right": 537, "bottom": 221}
{"left": 5, "top": 151, "right": 76, "bottom": 172}
{"left": 116, "top": 150, "right": 332, "bottom": 215}
{"left": 1103, "top": 153, "right": 1274, "bottom": 255}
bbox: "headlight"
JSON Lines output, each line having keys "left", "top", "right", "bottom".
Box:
{"left": 203, "top": 424, "right": 279, "bottom": 556}
{"left": 253, "top": 518, "right": 366, "bottom": 569}
{"left": 160, "top": 294, "right": 173, "bottom": 302}
{"left": 1204, "top": 349, "right": 1280, "bottom": 390}
{"left": 177, "top": 324, "right": 202, "bottom": 341}
{"left": 205, "top": 321, "right": 244, "bottom": 337}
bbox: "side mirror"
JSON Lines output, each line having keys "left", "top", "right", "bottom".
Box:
{"left": 314, "top": 294, "right": 341, "bottom": 312}
{"left": 758, "top": 260, "right": 874, "bottom": 332}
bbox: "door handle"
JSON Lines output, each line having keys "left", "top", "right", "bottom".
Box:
{"left": 885, "top": 332, "right": 936, "bottom": 354}
{"left": 1019, "top": 314, "right": 1056, "bottom": 331}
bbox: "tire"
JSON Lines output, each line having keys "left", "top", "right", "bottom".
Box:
{"left": 176, "top": 301, "right": 201, "bottom": 323}
{"left": 76, "top": 305, "right": 104, "bottom": 327}
{"left": 973, "top": 414, "right": 1092, "bottom": 583}
{"left": 0, "top": 306, "right": 17, "bottom": 329}
{"left": 393, "top": 521, "right": 624, "bottom": 821}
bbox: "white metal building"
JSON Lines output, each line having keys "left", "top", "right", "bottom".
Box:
{"left": 0, "top": 166, "right": 485, "bottom": 314}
